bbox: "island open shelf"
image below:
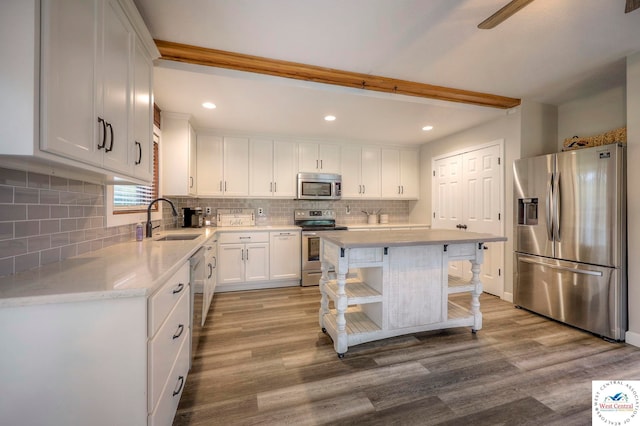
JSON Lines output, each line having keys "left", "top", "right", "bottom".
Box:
{"left": 318, "top": 229, "right": 506, "bottom": 357}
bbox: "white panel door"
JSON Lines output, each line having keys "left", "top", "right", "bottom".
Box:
{"left": 432, "top": 143, "right": 503, "bottom": 297}
{"left": 432, "top": 155, "right": 463, "bottom": 230}
{"left": 461, "top": 144, "right": 502, "bottom": 296}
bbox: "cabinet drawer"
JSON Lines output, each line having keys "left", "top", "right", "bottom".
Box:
{"left": 218, "top": 231, "right": 268, "bottom": 244}
{"left": 148, "top": 335, "right": 190, "bottom": 426}
{"left": 149, "top": 262, "right": 190, "bottom": 336}
{"left": 148, "top": 288, "right": 190, "bottom": 411}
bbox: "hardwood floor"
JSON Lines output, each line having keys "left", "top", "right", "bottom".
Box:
{"left": 174, "top": 286, "right": 640, "bottom": 425}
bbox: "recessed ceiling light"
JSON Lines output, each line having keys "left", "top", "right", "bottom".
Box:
{"left": 422, "top": 125, "right": 434, "bottom": 131}
{"left": 324, "top": 115, "right": 336, "bottom": 121}
{"left": 202, "top": 102, "right": 216, "bottom": 109}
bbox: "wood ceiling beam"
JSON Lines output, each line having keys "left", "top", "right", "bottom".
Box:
{"left": 154, "top": 39, "right": 521, "bottom": 109}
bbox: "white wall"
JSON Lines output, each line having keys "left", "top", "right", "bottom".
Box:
{"left": 557, "top": 85, "right": 626, "bottom": 149}
{"left": 625, "top": 52, "right": 640, "bottom": 347}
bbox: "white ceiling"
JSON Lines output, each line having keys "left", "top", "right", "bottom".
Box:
{"left": 134, "top": 0, "right": 640, "bottom": 146}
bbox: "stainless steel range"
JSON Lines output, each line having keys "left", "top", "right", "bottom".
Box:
{"left": 294, "top": 209, "right": 347, "bottom": 286}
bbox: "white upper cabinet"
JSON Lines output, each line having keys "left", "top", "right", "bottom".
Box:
{"left": 3, "top": 0, "right": 158, "bottom": 183}
{"left": 298, "top": 142, "right": 340, "bottom": 174}
{"left": 132, "top": 37, "right": 154, "bottom": 181}
{"left": 341, "top": 145, "right": 381, "bottom": 198}
{"left": 249, "top": 139, "right": 297, "bottom": 198}
{"left": 40, "top": 0, "right": 100, "bottom": 167}
{"left": 381, "top": 148, "right": 419, "bottom": 199}
{"left": 222, "top": 137, "right": 250, "bottom": 197}
{"left": 161, "top": 114, "right": 197, "bottom": 196}
{"left": 196, "top": 134, "right": 224, "bottom": 196}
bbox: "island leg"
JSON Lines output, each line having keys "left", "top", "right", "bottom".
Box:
{"left": 319, "top": 260, "right": 330, "bottom": 332}
{"left": 469, "top": 256, "right": 483, "bottom": 333}
{"left": 334, "top": 271, "right": 348, "bottom": 356}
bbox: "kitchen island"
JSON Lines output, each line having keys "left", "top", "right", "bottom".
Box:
{"left": 319, "top": 229, "right": 507, "bottom": 357}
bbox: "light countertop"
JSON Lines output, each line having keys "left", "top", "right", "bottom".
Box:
{"left": 321, "top": 228, "right": 506, "bottom": 249}
{"left": 342, "top": 223, "right": 430, "bottom": 229}
{"left": 0, "top": 225, "right": 301, "bottom": 308}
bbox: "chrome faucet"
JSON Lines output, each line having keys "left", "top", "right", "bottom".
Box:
{"left": 146, "top": 198, "right": 178, "bottom": 238}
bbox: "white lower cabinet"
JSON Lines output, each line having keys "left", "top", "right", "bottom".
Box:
{"left": 269, "top": 231, "right": 301, "bottom": 280}
{"left": 147, "top": 261, "right": 191, "bottom": 425}
{"left": 216, "top": 229, "right": 301, "bottom": 291}
{"left": 0, "top": 260, "right": 190, "bottom": 426}
{"left": 218, "top": 232, "right": 270, "bottom": 285}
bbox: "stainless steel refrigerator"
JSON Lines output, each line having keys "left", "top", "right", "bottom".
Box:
{"left": 513, "top": 143, "right": 626, "bottom": 341}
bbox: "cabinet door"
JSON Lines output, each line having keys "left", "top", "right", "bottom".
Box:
{"left": 400, "top": 149, "right": 419, "bottom": 198}
{"left": 298, "top": 142, "right": 319, "bottom": 172}
{"left": 100, "top": 0, "right": 133, "bottom": 174}
{"left": 245, "top": 242, "right": 270, "bottom": 282}
{"left": 380, "top": 148, "right": 401, "bottom": 197}
{"left": 132, "top": 38, "right": 153, "bottom": 181}
{"left": 272, "top": 140, "right": 298, "bottom": 197}
{"left": 197, "top": 134, "right": 223, "bottom": 196}
{"left": 40, "top": 0, "right": 100, "bottom": 165}
{"left": 270, "top": 232, "right": 300, "bottom": 280}
{"left": 223, "top": 137, "right": 249, "bottom": 196}
{"left": 161, "top": 115, "right": 191, "bottom": 195}
{"left": 202, "top": 243, "right": 217, "bottom": 323}
{"left": 218, "top": 244, "right": 245, "bottom": 284}
{"left": 249, "top": 138, "right": 274, "bottom": 197}
{"left": 340, "top": 145, "right": 362, "bottom": 198}
{"left": 318, "top": 144, "right": 341, "bottom": 173}
{"left": 361, "top": 147, "right": 381, "bottom": 198}
{"left": 188, "top": 123, "right": 197, "bottom": 195}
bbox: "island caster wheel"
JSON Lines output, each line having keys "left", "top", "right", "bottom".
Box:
{"left": 337, "top": 353, "right": 345, "bottom": 359}
{"left": 471, "top": 329, "right": 478, "bottom": 334}
{"left": 322, "top": 327, "right": 327, "bottom": 333}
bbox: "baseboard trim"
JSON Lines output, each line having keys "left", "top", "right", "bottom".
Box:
{"left": 502, "top": 291, "right": 513, "bottom": 303}
{"left": 625, "top": 330, "right": 640, "bottom": 348}
{"left": 216, "top": 279, "right": 300, "bottom": 292}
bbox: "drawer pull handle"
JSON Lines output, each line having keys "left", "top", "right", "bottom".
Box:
{"left": 207, "top": 263, "right": 213, "bottom": 279}
{"left": 105, "top": 122, "right": 114, "bottom": 152}
{"left": 239, "top": 237, "right": 251, "bottom": 240}
{"left": 172, "top": 375, "right": 185, "bottom": 397}
{"left": 97, "top": 117, "right": 106, "bottom": 149}
{"left": 172, "top": 283, "right": 185, "bottom": 294}
{"left": 172, "top": 324, "right": 184, "bottom": 340}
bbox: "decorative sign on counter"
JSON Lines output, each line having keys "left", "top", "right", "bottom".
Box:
{"left": 217, "top": 209, "right": 256, "bottom": 227}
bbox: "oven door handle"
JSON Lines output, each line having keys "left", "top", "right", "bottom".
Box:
{"left": 303, "top": 232, "right": 318, "bottom": 236}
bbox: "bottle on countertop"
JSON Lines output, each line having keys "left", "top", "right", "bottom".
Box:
{"left": 135, "top": 223, "right": 143, "bottom": 241}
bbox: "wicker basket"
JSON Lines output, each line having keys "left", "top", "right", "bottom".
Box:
{"left": 563, "top": 127, "right": 626, "bottom": 151}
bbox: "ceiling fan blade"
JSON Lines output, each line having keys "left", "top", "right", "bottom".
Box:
{"left": 626, "top": 0, "right": 640, "bottom": 13}
{"left": 478, "top": 0, "right": 536, "bottom": 29}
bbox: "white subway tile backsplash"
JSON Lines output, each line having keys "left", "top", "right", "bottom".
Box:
{"left": 2, "top": 205, "right": 27, "bottom": 221}
{"left": 0, "top": 169, "right": 26, "bottom": 187}
{"left": 0, "top": 167, "right": 141, "bottom": 278}
{"left": 14, "top": 253, "right": 39, "bottom": 274}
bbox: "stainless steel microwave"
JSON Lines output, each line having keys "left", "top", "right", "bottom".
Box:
{"left": 296, "top": 172, "right": 342, "bottom": 200}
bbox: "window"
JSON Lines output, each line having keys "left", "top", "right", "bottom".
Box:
{"left": 113, "top": 140, "right": 159, "bottom": 214}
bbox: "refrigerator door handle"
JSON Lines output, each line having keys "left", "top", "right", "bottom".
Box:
{"left": 554, "top": 172, "right": 561, "bottom": 241}
{"left": 546, "top": 173, "right": 554, "bottom": 241}
{"left": 519, "top": 257, "right": 603, "bottom": 276}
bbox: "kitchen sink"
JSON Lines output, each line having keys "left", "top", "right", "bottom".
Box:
{"left": 155, "top": 234, "right": 200, "bottom": 241}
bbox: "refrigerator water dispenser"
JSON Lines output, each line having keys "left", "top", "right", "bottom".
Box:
{"left": 517, "top": 198, "right": 538, "bottom": 225}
